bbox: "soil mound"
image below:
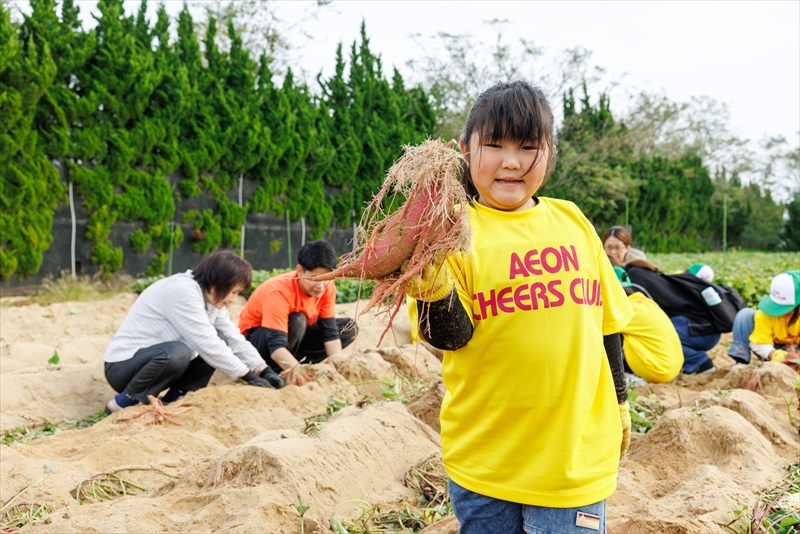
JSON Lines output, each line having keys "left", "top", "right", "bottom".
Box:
{"left": 2, "top": 294, "right": 799, "bottom": 533}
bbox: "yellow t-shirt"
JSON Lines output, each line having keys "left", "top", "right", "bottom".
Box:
{"left": 750, "top": 310, "right": 800, "bottom": 346}
{"left": 441, "top": 198, "right": 634, "bottom": 508}
{"left": 621, "top": 292, "right": 682, "bottom": 383}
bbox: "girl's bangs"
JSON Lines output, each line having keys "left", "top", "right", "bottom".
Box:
{"left": 472, "top": 91, "right": 551, "bottom": 148}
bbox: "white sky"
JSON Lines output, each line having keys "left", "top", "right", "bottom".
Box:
{"left": 13, "top": 0, "right": 800, "bottom": 150}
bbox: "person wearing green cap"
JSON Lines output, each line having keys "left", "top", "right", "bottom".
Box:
{"left": 686, "top": 262, "right": 715, "bottom": 284}
{"left": 728, "top": 270, "right": 800, "bottom": 366}
{"left": 613, "top": 267, "right": 683, "bottom": 383}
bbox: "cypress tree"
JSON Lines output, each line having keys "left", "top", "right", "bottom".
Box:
{"left": 782, "top": 194, "right": 800, "bottom": 251}
{"left": 320, "top": 43, "right": 360, "bottom": 227}
{"left": 545, "top": 87, "right": 633, "bottom": 227}
{"left": 0, "top": 4, "right": 59, "bottom": 279}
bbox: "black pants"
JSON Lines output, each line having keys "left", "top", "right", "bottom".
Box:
{"left": 246, "top": 313, "right": 357, "bottom": 373}
{"left": 104, "top": 341, "right": 215, "bottom": 404}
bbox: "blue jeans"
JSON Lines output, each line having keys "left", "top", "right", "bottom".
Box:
{"left": 449, "top": 479, "right": 606, "bottom": 534}
{"left": 728, "top": 308, "right": 756, "bottom": 363}
{"left": 669, "top": 316, "right": 720, "bottom": 373}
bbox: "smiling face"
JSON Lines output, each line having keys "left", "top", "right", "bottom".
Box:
{"left": 297, "top": 266, "right": 331, "bottom": 298}
{"left": 460, "top": 134, "right": 552, "bottom": 212}
{"left": 603, "top": 235, "right": 630, "bottom": 264}
{"left": 208, "top": 284, "right": 244, "bottom": 309}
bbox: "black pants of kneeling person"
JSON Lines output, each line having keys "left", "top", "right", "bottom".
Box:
{"left": 105, "top": 341, "right": 215, "bottom": 404}
{"left": 246, "top": 313, "right": 357, "bottom": 374}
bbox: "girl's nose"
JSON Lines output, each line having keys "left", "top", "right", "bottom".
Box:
{"left": 501, "top": 150, "right": 521, "bottom": 169}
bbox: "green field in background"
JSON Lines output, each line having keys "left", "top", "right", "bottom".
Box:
{"left": 648, "top": 251, "right": 799, "bottom": 307}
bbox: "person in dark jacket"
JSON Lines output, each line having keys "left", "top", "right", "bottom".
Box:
{"left": 624, "top": 260, "right": 718, "bottom": 375}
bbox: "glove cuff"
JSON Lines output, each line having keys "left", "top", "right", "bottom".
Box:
{"left": 409, "top": 279, "right": 454, "bottom": 302}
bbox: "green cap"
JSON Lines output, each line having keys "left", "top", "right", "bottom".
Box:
{"left": 687, "top": 262, "right": 714, "bottom": 283}
{"left": 613, "top": 266, "right": 632, "bottom": 288}
{"left": 758, "top": 270, "right": 800, "bottom": 317}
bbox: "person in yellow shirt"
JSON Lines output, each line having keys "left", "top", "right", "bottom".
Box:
{"left": 613, "top": 267, "right": 682, "bottom": 383}
{"left": 728, "top": 270, "right": 800, "bottom": 366}
{"left": 407, "top": 81, "right": 634, "bottom": 534}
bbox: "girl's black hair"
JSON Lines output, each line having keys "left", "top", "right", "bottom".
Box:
{"left": 193, "top": 251, "right": 253, "bottom": 302}
{"left": 461, "top": 81, "right": 557, "bottom": 200}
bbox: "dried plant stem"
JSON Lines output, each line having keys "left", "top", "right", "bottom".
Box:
{"left": 71, "top": 467, "right": 179, "bottom": 505}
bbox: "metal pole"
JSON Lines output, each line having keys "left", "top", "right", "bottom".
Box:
{"left": 69, "top": 181, "right": 76, "bottom": 278}
{"left": 238, "top": 176, "right": 245, "bottom": 257}
{"left": 723, "top": 193, "right": 727, "bottom": 252}
{"left": 352, "top": 210, "right": 357, "bottom": 247}
{"left": 286, "top": 210, "right": 292, "bottom": 269}
{"left": 168, "top": 220, "right": 174, "bottom": 276}
{"left": 625, "top": 198, "right": 629, "bottom": 229}
{"left": 301, "top": 217, "right": 306, "bottom": 246}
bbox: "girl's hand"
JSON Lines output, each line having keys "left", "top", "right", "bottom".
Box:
{"left": 619, "top": 402, "right": 632, "bottom": 461}
{"left": 770, "top": 349, "right": 789, "bottom": 363}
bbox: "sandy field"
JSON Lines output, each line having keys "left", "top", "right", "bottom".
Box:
{"left": 0, "top": 293, "right": 798, "bottom": 533}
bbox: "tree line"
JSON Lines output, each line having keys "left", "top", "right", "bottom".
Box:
{"left": 1, "top": 1, "right": 797, "bottom": 282}
{"left": 1, "top": 0, "right": 434, "bottom": 279}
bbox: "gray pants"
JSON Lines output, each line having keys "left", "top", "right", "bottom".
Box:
{"left": 104, "top": 341, "right": 215, "bottom": 404}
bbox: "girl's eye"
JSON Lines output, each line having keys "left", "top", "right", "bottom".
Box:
{"left": 522, "top": 145, "right": 539, "bottom": 151}
{"left": 484, "top": 143, "right": 502, "bottom": 148}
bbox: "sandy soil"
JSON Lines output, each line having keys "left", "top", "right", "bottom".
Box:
{"left": 0, "top": 294, "right": 798, "bottom": 533}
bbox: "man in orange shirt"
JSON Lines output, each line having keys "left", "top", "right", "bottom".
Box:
{"left": 239, "top": 241, "right": 356, "bottom": 377}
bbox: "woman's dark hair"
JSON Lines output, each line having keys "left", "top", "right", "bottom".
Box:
{"left": 625, "top": 258, "right": 661, "bottom": 272}
{"left": 193, "top": 251, "right": 252, "bottom": 301}
{"left": 602, "top": 226, "right": 632, "bottom": 247}
{"left": 461, "top": 81, "right": 556, "bottom": 200}
{"left": 297, "top": 240, "right": 338, "bottom": 271}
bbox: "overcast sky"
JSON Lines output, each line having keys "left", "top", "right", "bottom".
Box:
{"left": 14, "top": 1, "right": 800, "bottom": 151}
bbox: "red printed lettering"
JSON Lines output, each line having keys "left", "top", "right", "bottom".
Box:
{"left": 548, "top": 280, "right": 564, "bottom": 307}
{"left": 586, "top": 279, "right": 598, "bottom": 305}
{"left": 541, "top": 247, "right": 562, "bottom": 274}
{"left": 514, "top": 284, "right": 532, "bottom": 311}
{"left": 524, "top": 249, "right": 543, "bottom": 275}
{"left": 497, "top": 287, "right": 514, "bottom": 313}
{"left": 476, "top": 289, "right": 498, "bottom": 319}
{"left": 531, "top": 282, "right": 549, "bottom": 309}
{"left": 561, "top": 245, "right": 579, "bottom": 271}
{"left": 570, "top": 278, "right": 584, "bottom": 304}
{"left": 509, "top": 253, "right": 528, "bottom": 280}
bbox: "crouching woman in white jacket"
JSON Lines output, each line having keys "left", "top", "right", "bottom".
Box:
{"left": 103, "top": 251, "right": 284, "bottom": 414}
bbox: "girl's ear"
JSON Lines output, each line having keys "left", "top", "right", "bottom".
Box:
{"left": 459, "top": 137, "right": 470, "bottom": 167}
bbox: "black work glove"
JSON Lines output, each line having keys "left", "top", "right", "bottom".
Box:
{"left": 259, "top": 367, "right": 286, "bottom": 389}
{"left": 241, "top": 370, "right": 274, "bottom": 388}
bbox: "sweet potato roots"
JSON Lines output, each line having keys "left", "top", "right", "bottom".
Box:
{"left": 313, "top": 139, "right": 470, "bottom": 343}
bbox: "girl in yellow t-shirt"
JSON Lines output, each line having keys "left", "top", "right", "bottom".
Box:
{"left": 613, "top": 266, "right": 683, "bottom": 383}
{"left": 406, "top": 81, "right": 634, "bottom": 534}
{"left": 729, "top": 270, "right": 800, "bottom": 366}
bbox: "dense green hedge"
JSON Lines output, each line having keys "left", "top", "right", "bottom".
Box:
{"left": 2, "top": 1, "right": 792, "bottom": 282}
{"left": 0, "top": 0, "right": 435, "bottom": 279}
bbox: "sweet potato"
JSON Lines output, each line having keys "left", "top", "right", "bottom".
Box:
{"left": 313, "top": 139, "right": 471, "bottom": 342}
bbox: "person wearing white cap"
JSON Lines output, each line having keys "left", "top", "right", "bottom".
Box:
{"left": 728, "top": 270, "right": 800, "bottom": 366}
{"left": 686, "top": 263, "right": 715, "bottom": 284}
